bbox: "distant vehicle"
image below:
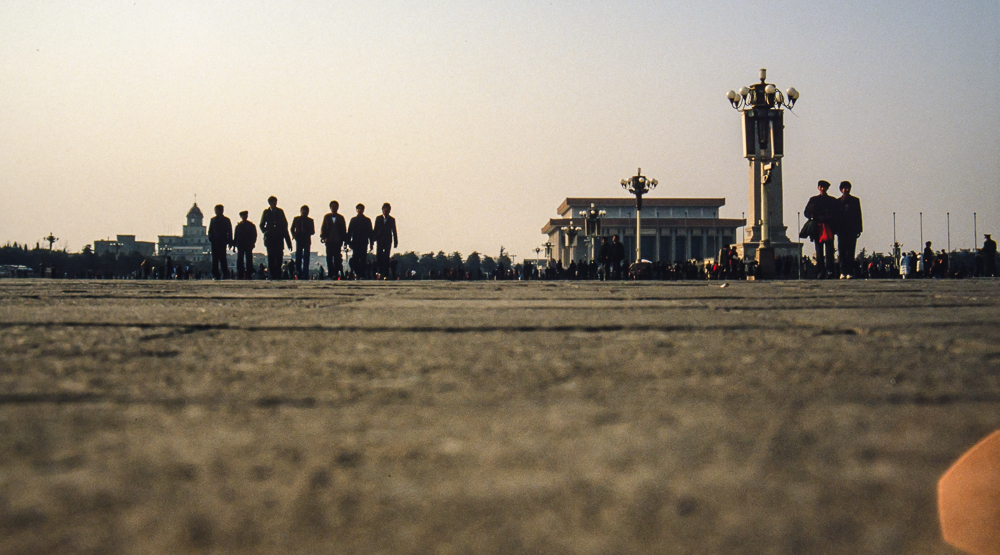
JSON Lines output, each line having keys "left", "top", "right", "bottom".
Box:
{"left": 0, "top": 265, "right": 34, "bottom": 278}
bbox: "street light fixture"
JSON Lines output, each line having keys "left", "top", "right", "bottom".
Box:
{"left": 726, "top": 68, "right": 799, "bottom": 278}
{"left": 579, "top": 203, "right": 606, "bottom": 261}
{"left": 621, "top": 168, "right": 658, "bottom": 264}
{"left": 560, "top": 225, "right": 582, "bottom": 252}
{"left": 44, "top": 233, "right": 58, "bottom": 251}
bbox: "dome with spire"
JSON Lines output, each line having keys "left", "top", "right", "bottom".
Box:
{"left": 186, "top": 203, "right": 204, "bottom": 227}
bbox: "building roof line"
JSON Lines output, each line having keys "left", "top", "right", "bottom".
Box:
{"left": 542, "top": 217, "right": 746, "bottom": 234}
{"left": 557, "top": 197, "right": 726, "bottom": 215}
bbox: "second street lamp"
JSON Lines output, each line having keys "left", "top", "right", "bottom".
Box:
{"left": 621, "top": 168, "right": 658, "bottom": 265}
{"left": 579, "top": 203, "right": 606, "bottom": 261}
{"left": 561, "top": 225, "right": 582, "bottom": 265}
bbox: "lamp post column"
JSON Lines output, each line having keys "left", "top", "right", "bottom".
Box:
{"left": 621, "top": 168, "right": 658, "bottom": 272}
{"left": 635, "top": 207, "right": 642, "bottom": 263}
{"left": 727, "top": 68, "right": 799, "bottom": 279}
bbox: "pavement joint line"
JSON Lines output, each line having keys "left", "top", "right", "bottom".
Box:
{"left": 2, "top": 320, "right": 999, "bottom": 333}
{"left": 1, "top": 391, "right": 999, "bottom": 409}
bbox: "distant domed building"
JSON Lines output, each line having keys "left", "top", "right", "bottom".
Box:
{"left": 157, "top": 203, "right": 211, "bottom": 261}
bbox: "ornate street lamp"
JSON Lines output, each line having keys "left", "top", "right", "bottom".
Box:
{"left": 560, "top": 225, "right": 582, "bottom": 264}
{"left": 579, "top": 203, "right": 606, "bottom": 261}
{"left": 44, "top": 233, "right": 58, "bottom": 251}
{"left": 621, "top": 168, "right": 658, "bottom": 263}
{"left": 543, "top": 241, "right": 554, "bottom": 261}
{"left": 727, "top": 68, "right": 799, "bottom": 278}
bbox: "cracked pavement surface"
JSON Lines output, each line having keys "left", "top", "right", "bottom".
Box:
{"left": 1, "top": 278, "right": 998, "bottom": 554}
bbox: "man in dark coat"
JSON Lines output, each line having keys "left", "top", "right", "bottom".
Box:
{"left": 837, "top": 181, "right": 863, "bottom": 279}
{"left": 233, "top": 210, "right": 257, "bottom": 280}
{"left": 259, "top": 196, "right": 292, "bottom": 280}
{"left": 320, "top": 200, "right": 347, "bottom": 279}
{"left": 983, "top": 234, "right": 998, "bottom": 277}
{"left": 346, "top": 203, "right": 373, "bottom": 279}
{"left": 803, "top": 180, "right": 841, "bottom": 279}
{"left": 923, "top": 241, "right": 935, "bottom": 278}
{"left": 611, "top": 234, "right": 626, "bottom": 280}
{"left": 291, "top": 205, "right": 315, "bottom": 279}
{"left": 372, "top": 202, "right": 399, "bottom": 279}
{"left": 598, "top": 237, "right": 611, "bottom": 280}
{"left": 208, "top": 204, "right": 233, "bottom": 280}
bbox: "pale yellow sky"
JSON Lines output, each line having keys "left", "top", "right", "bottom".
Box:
{"left": 2, "top": 0, "right": 998, "bottom": 257}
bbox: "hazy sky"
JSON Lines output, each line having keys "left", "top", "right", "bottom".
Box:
{"left": 2, "top": 0, "right": 998, "bottom": 259}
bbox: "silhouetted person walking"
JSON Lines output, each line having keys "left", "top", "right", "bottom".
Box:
{"left": 233, "top": 210, "right": 257, "bottom": 279}
{"left": 373, "top": 202, "right": 398, "bottom": 279}
{"left": 922, "top": 242, "right": 934, "bottom": 278}
{"left": 611, "top": 234, "right": 626, "bottom": 279}
{"left": 320, "top": 200, "right": 347, "bottom": 279}
{"left": 598, "top": 237, "right": 611, "bottom": 280}
{"left": 291, "top": 205, "right": 315, "bottom": 279}
{"left": 260, "top": 196, "right": 292, "bottom": 280}
{"left": 983, "top": 234, "right": 997, "bottom": 277}
{"left": 804, "top": 180, "right": 840, "bottom": 279}
{"left": 837, "top": 181, "right": 863, "bottom": 279}
{"left": 347, "top": 203, "right": 373, "bottom": 279}
{"left": 208, "top": 204, "right": 233, "bottom": 280}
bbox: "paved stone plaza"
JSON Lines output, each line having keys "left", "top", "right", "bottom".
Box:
{"left": 1, "top": 278, "right": 998, "bottom": 554}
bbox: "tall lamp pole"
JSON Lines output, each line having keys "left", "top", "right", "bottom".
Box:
{"left": 727, "top": 68, "right": 799, "bottom": 279}
{"left": 560, "top": 225, "right": 582, "bottom": 264}
{"left": 621, "top": 168, "right": 658, "bottom": 264}
{"left": 579, "top": 203, "right": 606, "bottom": 262}
{"left": 947, "top": 212, "right": 951, "bottom": 252}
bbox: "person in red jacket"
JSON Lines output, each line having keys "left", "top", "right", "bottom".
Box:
{"left": 803, "top": 180, "right": 841, "bottom": 279}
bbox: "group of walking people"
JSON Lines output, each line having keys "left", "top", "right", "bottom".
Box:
{"left": 802, "top": 180, "right": 864, "bottom": 279}
{"left": 206, "top": 197, "right": 399, "bottom": 280}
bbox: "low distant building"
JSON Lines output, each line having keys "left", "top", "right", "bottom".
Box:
{"left": 93, "top": 235, "right": 155, "bottom": 257}
{"left": 158, "top": 203, "right": 211, "bottom": 262}
{"left": 542, "top": 197, "right": 745, "bottom": 264}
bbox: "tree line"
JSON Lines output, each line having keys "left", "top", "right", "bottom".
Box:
{"left": 0, "top": 242, "right": 517, "bottom": 280}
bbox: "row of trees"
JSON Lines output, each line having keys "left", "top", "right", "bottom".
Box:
{"left": 0, "top": 242, "right": 519, "bottom": 279}
{"left": 392, "top": 251, "right": 514, "bottom": 279}
{"left": 0, "top": 243, "right": 152, "bottom": 279}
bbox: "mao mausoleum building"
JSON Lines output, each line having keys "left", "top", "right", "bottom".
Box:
{"left": 542, "top": 197, "right": 745, "bottom": 264}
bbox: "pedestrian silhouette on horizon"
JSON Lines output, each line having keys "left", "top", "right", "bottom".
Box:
{"left": 982, "top": 234, "right": 997, "bottom": 277}
{"left": 260, "top": 196, "right": 292, "bottom": 280}
{"left": 804, "top": 180, "right": 840, "bottom": 279}
{"left": 291, "top": 205, "right": 315, "bottom": 279}
{"left": 320, "top": 200, "right": 347, "bottom": 279}
{"left": 208, "top": 204, "right": 233, "bottom": 280}
{"left": 233, "top": 210, "right": 257, "bottom": 279}
{"left": 837, "top": 181, "right": 863, "bottom": 279}
{"left": 347, "top": 203, "right": 373, "bottom": 280}
{"left": 922, "top": 241, "right": 934, "bottom": 278}
{"left": 611, "top": 234, "right": 625, "bottom": 279}
{"left": 373, "top": 202, "right": 398, "bottom": 280}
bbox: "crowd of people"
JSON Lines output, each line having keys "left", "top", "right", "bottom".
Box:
{"left": 206, "top": 196, "right": 399, "bottom": 280}
{"left": 800, "top": 179, "right": 997, "bottom": 280}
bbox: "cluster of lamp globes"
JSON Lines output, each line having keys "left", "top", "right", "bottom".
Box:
{"left": 725, "top": 68, "right": 801, "bottom": 110}
{"left": 620, "top": 172, "right": 658, "bottom": 196}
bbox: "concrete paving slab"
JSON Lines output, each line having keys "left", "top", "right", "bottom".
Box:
{"left": 1, "top": 279, "right": 998, "bottom": 554}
